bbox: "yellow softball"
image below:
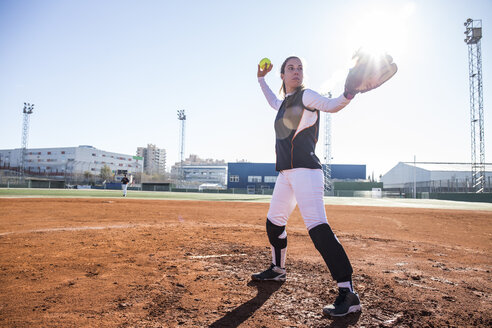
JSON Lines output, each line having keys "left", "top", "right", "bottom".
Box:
{"left": 259, "top": 57, "right": 271, "bottom": 70}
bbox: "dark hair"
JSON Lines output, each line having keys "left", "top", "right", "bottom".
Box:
{"left": 279, "top": 56, "right": 304, "bottom": 96}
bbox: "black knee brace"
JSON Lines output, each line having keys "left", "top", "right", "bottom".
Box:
{"left": 266, "top": 218, "right": 287, "bottom": 267}
{"left": 308, "top": 223, "right": 353, "bottom": 282}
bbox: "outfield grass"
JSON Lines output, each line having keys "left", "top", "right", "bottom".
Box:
{"left": 0, "top": 188, "right": 272, "bottom": 202}
{"left": 0, "top": 188, "right": 491, "bottom": 210}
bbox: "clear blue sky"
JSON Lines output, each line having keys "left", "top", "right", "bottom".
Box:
{"left": 1, "top": 0, "right": 491, "bottom": 178}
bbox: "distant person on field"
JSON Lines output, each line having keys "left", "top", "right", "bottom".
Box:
{"left": 121, "top": 174, "right": 130, "bottom": 197}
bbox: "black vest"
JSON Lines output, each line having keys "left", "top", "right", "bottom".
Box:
{"left": 274, "top": 89, "right": 322, "bottom": 171}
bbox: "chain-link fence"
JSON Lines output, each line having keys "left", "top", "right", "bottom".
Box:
{"left": 0, "top": 168, "right": 104, "bottom": 188}
{"left": 386, "top": 177, "right": 492, "bottom": 195}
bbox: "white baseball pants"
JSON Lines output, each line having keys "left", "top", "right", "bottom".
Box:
{"left": 267, "top": 168, "right": 328, "bottom": 230}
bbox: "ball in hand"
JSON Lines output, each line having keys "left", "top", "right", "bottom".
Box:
{"left": 259, "top": 57, "right": 271, "bottom": 70}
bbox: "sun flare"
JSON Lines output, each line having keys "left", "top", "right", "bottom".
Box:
{"left": 346, "top": 2, "right": 415, "bottom": 61}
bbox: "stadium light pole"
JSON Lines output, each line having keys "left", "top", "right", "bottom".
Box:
{"left": 20, "top": 103, "right": 34, "bottom": 180}
{"left": 177, "top": 109, "right": 186, "bottom": 187}
{"left": 413, "top": 155, "right": 416, "bottom": 198}
{"left": 464, "top": 18, "right": 485, "bottom": 193}
{"left": 322, "top": 92, "right": 333, "bottom": 195}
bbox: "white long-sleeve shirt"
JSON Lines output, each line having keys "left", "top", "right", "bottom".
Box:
{"left": 258, "top": 76, "right": 351, "bottom": 171}
{"left": 258, "top": 77, "right": 351, "bottom": 113}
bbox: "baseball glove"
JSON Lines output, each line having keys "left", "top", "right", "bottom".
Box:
{"left": 344, "top": 48, "right": 398, "bottom": 96}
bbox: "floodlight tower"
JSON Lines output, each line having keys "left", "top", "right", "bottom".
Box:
{"left": 322, "top": 92, "right": 333, "bottom": 193}
{"left": 177, "top": 109, "right": 186, "bottom": 182}
{"left": 464, "top": 18, "right": 485, "bottom": 193}
{"left": 20, "top": 103, "right": 34, "bottom": 178}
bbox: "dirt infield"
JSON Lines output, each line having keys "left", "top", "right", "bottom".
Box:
{"left": 0, "top": 198, "right": 491, "bottom": 327}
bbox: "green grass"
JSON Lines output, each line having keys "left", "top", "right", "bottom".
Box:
{"left": 1, "top": 188, "right": 490, "bottom": 210}
{"left": 0, "top": 188, "right": 273, "bottom": 202}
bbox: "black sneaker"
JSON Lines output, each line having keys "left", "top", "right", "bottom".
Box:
{"left": 251, "top": 264, "right": 286, "bottom": 282}
{"left": 323, "top": 287, "right": 362, "bottom": 317}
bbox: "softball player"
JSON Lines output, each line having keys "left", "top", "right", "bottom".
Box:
{"left": 121, "top": 174, "right": 130, "bottom": 197}
{"left": 251, "top": 56, "right": 361, "bottom": 317}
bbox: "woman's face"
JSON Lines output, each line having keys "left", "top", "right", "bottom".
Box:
{"left": 281, "top": 57, "right": 303, "bottom": 93}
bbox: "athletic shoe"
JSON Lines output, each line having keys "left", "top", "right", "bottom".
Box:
{"left": 251, "top": 264, "right": 286, "bottom": 282}
{"left": 323, "top": 287, "right": 362, "bottom": 317}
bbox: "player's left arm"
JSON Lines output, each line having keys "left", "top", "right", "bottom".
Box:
{"left": 302, "top": 89, "right": 351, "bottom": 113}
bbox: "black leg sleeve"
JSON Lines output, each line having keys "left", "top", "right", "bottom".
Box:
{"left": 266, "top": 218, "right": 287, "bottom": 267}
{"left": 308, "top": 223, "right": 353, "bottom": 282}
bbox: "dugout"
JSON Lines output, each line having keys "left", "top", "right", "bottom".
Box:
{"left": 142, "top": 182, "right": 171, "bottom": 191}
{"left": 26, "top": 177, "right": 65, "bottom": 189}
{"left": 333, "top": 181, "right": 383, "bottom": 197}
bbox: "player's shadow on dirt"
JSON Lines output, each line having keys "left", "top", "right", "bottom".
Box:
{"left": 322, "top": 311, "right": 362, "bottom": 328}
{"left": 209, "top": 280, "right": 284, "bottom": 328}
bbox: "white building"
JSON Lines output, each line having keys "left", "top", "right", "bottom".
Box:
{"left": 181, "top": 165, "right": 227, "bottom": 186}
{"left": 381, "top": 162, "right": 492, "bottom": 193}
{"left": 0, "top": 145, "right": 143, "bottom": 178}
{"left": 170, "top": 154, "right": 227, "bottom": 187}
{"left": 136, "top": 144, "right": 166, "bottom": 175}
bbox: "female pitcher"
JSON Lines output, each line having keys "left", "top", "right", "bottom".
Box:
{"left": 251, "top": 56, "right": 361, "bottom": 317}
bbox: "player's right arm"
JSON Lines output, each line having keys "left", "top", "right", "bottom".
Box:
{"left": 258, "top": 77, "right": 282, "bottom": 111}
